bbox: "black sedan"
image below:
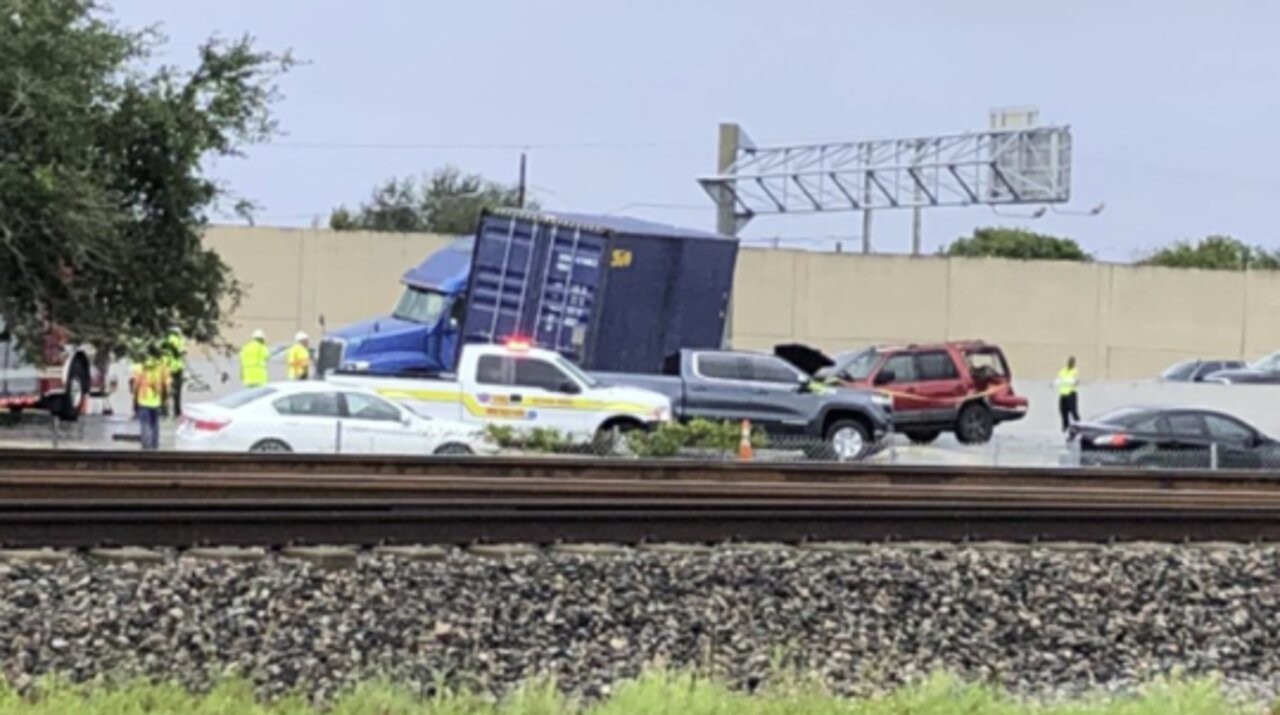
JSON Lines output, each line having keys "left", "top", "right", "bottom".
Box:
{"left": 1070, "top": 406, "right": 1278, "bottom": 470}
{"left": 1202, "top": 351, "right": 1280, "bottom": 385}
{"left": 1159, "top": 358, "right": 1245, "bottom": 382}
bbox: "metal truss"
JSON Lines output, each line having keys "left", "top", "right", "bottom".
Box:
{"left": 699, "top": 126, "right": 1072, "bottom": 227}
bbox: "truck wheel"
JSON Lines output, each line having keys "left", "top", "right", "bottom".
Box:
{"left": 904, "top": 429, "right": 941, "bottom": 445}
{"left": 593, "top": 419, "right": 643, "bottom": 455}
{"left": 433, "top": 443, "right": 474, "bottom": 456}
{"left": 824, "top": 420, "right": 870, "bottom": 461}
{"left": 52, "top": 359, "right": 90, "bottom": 422}
{"left": 955, "top": 403, "right": 994, "bottom": 444}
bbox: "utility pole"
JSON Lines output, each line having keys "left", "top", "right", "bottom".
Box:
{"left": 861, "top": 144, "right": 873, "bottom": 254}
{"left": 715, "top": 123, "right": 745, "bottom": 348}
{"left": 516, "top": 151, "right": 528, "bottom": 208}
{"left": 910, "top": 142, "right": 923, "bottom": 255}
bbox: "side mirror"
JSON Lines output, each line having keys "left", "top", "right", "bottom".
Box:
{"left": 873, "top": 370, "right": 896, "bottom": 386}
{"left": 318, "top": 314, "right": 326, "bottom": 331}
{"left": 558, "top": 381, "right": 581, "bottom": 395}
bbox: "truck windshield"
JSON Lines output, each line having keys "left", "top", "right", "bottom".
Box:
{"left": 392, "top": 287, "right": 449, "bottom": 325}
{"left": 555, "top": 355, "right": 599, "bottom": 388}
{"left": 830, "top": 348, "right": 879, "bottom": 380}
{"left": 1250, "top": 351, "right": 1280, "bottom": 373}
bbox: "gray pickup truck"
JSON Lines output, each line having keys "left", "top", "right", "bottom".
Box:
{"left": 595, "top": 349, "right": 894, "bottom": 460}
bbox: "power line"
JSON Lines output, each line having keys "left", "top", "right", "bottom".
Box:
{"left": 257, "top": 131, "right": 888, "bottom": 153}
{"left": 260, "top": 139, "right": 705, "bottom": 152}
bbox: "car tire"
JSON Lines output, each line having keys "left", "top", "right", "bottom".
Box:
{"left": 593, "top": 419, "right": 644, "bottom": 455}
{"left": 824, "top": 419, "right": 871, "bottom": 462}
{"left": 954, "top": 403, "right": 994, "bottom": 444}
{"left": 52, "top": 358, "right": 89, "bottom": 422}
{"left": 249, "top": 439, "right": 293, "bottom": 453}
{"left": 904, "top": 429, "right": 941, "bottom": 445}
{"left": 433, "top": 443, "right": 474, "bottom": 456}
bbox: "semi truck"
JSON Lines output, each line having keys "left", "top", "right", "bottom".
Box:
{"left": 317, "top": 209, "right": 739, "bottom": 377}
{"left": 0, "top": 315, "right": 106, "bottom": 421}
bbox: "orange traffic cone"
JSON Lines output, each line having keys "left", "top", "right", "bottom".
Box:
{"left": 737, "top": 419, "right": 754, "bottom": 460}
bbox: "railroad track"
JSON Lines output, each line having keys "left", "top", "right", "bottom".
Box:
{"left": 1, "top": 449, "right": 1279, "bottom": 546}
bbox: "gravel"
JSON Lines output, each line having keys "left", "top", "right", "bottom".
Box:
{"left": 0, "top": 544, "right": 1278, "bottom": 702}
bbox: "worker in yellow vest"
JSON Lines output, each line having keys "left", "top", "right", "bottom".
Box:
{"left": 163, "top": 325, "right": 187, "bottom": 418}
{"left": 1055, "top": 356, "right": 1080, "bottom": 432}
{"left": 286, "top": 331, "right": 312, "bottom": 380}
{"left": 240, "top": 329, "right": 270, "bottom": 387}
{"left": 131, "top": 343, "right": 170, "bottom": 450}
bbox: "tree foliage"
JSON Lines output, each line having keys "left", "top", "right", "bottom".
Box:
{"left": 941, "top": 227, "right": 1092, "bottom": 262}
{"left": 0, "top": 0, "right": 293, "bottom": 357}
{"left": 1139, "top": 235, "right": 1280, "bottom": 271}
{"left": 330, "top": 166, "right": 532, "bottom": 235}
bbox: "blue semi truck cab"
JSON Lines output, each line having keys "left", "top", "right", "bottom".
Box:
{"left": 317, "top": 237, "right": 472, "bottom": 376}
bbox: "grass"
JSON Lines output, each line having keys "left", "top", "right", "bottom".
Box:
{"left": 0, "top": 670, "right": 1265, "bottom": 714}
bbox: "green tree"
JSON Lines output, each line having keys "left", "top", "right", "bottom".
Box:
{"left": 941, "top": 227, "right": 1092, "bottom": 261}
{"left": 1139, "top": 235, "right": 1280, "bottom": 271}
{"left": 330, "top": 166, "right": 532, "bottom": 234}
{"left": 0, "top": 0, "right": 293, "bottom": 357}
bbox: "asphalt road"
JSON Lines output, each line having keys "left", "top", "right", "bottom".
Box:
{"left": 2, "top": 355, "right": 1275, "bottom": 468}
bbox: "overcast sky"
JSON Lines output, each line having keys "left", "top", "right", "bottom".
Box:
{"left": 112, "top": 1, "right": 1280, "bottom": 261}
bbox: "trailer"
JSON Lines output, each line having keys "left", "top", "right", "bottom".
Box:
{"left": 318, "top": 210, "right": 739, "bottom": 377}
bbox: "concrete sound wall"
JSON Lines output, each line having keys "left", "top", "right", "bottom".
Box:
{"left": 731, "top": 250, "right": 1276, "bottom": 379}
{"left": 206, "top": 226, "right": 1277, "bottom": 379}
{"left": 205, "top": 226, "right": 452, "bottom": 346}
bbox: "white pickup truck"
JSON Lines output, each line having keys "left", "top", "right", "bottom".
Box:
{"left": 327, "top": 342, "right": 672, "bottom": 439}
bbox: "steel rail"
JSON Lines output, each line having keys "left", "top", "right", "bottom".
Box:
{"left": 5, "top": 449, "right": 1280, "bottom": 490}
{"left": 0, "top": 450, "right": 1278, "bottom": 546}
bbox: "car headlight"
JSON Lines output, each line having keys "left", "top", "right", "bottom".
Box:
{"left": 343, "top": 360, "right": 371, "bottom": 372}
{"left": 651, "top": 406, "right": 672, "bottom": 422}
{"left": 871, "top": 392, "right": 892, "bottom": 407}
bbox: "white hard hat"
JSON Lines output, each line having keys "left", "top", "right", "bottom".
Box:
{"left": 251, "top": 329, "right": 265, "bottom": 340}
{"left": 295, "top": 331, "right": 309, "bottom": 342}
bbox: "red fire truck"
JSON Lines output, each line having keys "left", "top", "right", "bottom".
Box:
{"left": 0, "top": 316, "right": 107, "bottom": 421}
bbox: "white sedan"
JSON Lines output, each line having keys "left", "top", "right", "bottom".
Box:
{"left": 176, "top": 382, "right": 497, "bottom": 456}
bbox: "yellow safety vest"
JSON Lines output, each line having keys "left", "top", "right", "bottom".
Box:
{"left": 1056, "top": 367, "right": 1079, "bottom": 396}
{"left": 133, "top": 359, "right": 168, "bottom": 409}
{"left": 240, "top": 339, "right": 270, "bottom": 387}
{"left": 285, "top": 343, "right": 311, "bottom": 380}
{"left": 164, "top": 333, "right": 186, "bottom": 372}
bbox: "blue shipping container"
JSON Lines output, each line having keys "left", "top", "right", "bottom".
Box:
{"left": 459, "top": 209, "right": 738, "bottom": 374}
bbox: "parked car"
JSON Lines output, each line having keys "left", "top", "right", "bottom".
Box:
{"left": 328, "top": 341, "right": 672, "bottom": 441}
{"left": 1159, "top": 358, "right": 1246, "bottom": 382}
{"left": 594, "top": 349, "right": 894, "bottom": 461}
{"left": 1070, "top": 406, "right": 1278, "bottom": 469}
{"left": 777, "top": 341, "right": 1026, "bottom": 445}
{"left": 176, "top": 382, "right": 496, "bottom": 456}
{"left": 1201, "top": 351, "right": 1280, "bottom": 385}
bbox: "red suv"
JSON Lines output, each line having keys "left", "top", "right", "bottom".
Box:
{"left": 777, "top": 341, "right": 1027, "bottom": 444}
